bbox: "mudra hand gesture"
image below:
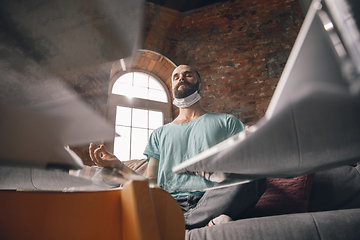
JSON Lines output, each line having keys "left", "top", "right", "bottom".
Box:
{"left": 89, "top": 143, "right": 122, "bottom": 168}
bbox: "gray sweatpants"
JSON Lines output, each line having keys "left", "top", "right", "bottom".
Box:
{"left": 176, "top": 179, "right": 266, "bottom": 229}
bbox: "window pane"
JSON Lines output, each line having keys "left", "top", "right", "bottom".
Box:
{"left": 134, "top": 72, "right": 148, "bottom": 87}
{"left": 132, "top": 86, "right": 148, "bottom": 100}
{"left": 132, "top": 108, "right": 148, "bottom": 128}
{"left": 114, "top": 126, "right": 131, "bottom": 161}
{"left": 112, "top": 73, "right": 133, "bottom": 96}
{"left": 149, "top": 89, "right": 168, "bottom": 103}
{"left": 112, "top": 82, "right": 133, "bottom": 96}
{"left": 116, "top": 106, "right": 131, "bottom": 126}
{"left": 149, "top": 76, "right": 164, "bottom": 90}
{"left": 131, "top": 127, "right": 148, "bottom": 160}
{"left": 149, "top": 110, "right": 163, "bottom": 129}
{"left": 117, "top": 73, "right": 133, "bottom": 84}
{"left": 112, "top": 72, "right": 169, "bottom": 103}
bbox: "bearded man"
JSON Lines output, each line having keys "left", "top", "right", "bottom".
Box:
{"left": 90, "top": 65, "right": 266, "bottom": 229}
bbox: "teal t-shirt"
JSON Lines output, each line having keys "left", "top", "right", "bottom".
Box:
{"left": 143, "top": 112, "right": 245, "bottom": 198}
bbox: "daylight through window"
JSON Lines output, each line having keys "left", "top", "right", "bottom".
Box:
{"left": 112, "top": 72, "right": 168, "bottom": 103}
{"left": 113, "top": 106, "right": 163, "bottom": 160}
{"left": 111, "top": 72, "right": 168, "bottom": 160}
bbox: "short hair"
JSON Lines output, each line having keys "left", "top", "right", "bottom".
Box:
{"left": 195, "top": 70, "right": 201, "bottom": 83}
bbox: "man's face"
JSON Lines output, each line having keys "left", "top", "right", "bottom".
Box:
{"left": 172, "top": 65, "right": 200, "bottom": 98}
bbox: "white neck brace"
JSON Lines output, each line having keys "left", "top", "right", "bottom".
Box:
{"left": 173, "top": 91, "right": 201, "bottom": 108}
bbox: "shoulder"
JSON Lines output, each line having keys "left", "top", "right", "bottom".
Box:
{"left": 204, "top": 112, "right": 227, "bottom": 119}
{"left": 206, "top": 112, "right": 244, "bottom": 131}
{"left": 147, "top": 124, "right": 171, "bottom": 147}
{"left": 205, "top": 112, "right": 240, "bottom": 122}
{"left": 151, "top": 123, "right": 174, "bottom": 136}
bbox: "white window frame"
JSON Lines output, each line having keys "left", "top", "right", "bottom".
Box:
{"left": 106, "top": 70, "right": 172, "bottom": 156}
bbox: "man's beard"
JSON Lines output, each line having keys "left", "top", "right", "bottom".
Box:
{"left": 173, "top": 81, "right": 199, "bottom": 98}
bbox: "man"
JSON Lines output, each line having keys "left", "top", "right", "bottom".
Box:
{"left": 90, "top": 65, "right": 265, "bottom": 229}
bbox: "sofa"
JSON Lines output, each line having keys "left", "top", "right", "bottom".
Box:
{"left": 120, "top": 159, "right": 360, "bottom": 239}
{"left": 185, "top": 162, "right": 360, "bottom": 240}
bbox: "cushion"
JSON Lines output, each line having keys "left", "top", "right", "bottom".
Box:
{"left": 248, "top": 174, "right": 314, "bottom": 217}
{"left": 308, "top": 163, "right": 360, "bottom": 212}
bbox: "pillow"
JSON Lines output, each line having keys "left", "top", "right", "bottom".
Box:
{"left": 308, "top": 164, "right": 360, "bottom": 211}
{"left": 248, "top": 174, "right": 315, "bottom": 217}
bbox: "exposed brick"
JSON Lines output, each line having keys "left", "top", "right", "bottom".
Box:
{"left": 76, "top": 0, "right": 304, "bottom": 124}
{"left": 147, "top": 59, "right": 157, "bottom": 71}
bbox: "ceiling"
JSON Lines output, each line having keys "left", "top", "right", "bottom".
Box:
{"left": 146, "top": 0, "right": 228, "bottom": 12}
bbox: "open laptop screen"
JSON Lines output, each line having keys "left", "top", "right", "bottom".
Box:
{"left": 172, "top": 0, "right": 360, "bottom": 192}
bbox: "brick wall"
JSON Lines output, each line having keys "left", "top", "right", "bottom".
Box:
{"left": 143, "top": 0, "right": 304, "bottom": 125}
{"left": 142, "top": 4, "right": 185, "bottom": 63}
{"left": 64, "top": 0, "right": 304, "bottom": 126}
{"left": 65, "top": 0, "right": 304, "bottom": 163}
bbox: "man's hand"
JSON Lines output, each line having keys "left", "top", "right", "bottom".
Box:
{"left": 89, "top": 143, "right": 122, "bottom": 168}
{"left": 187, "top": 171, "right": 229, "bottom": 183}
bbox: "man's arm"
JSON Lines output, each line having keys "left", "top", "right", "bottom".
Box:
{"left": 89, "top": 143, "right": 158, "bottom": 182}
{"left": 145, "top": 157, "right": 159, "bottom": 182}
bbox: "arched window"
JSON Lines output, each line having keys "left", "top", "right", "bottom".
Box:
{"left": 107, "top": 61, "right": 174, "bottom": 161}
{"left": 107, "top": 50, "right": 176, "bottom": 161}
{"left": 110, "top": 72, "right": 170, "bottom": 160}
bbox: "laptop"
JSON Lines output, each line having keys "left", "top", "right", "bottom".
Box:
{"left": 172, "top": 0, "right": 360, "bottom": 183}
